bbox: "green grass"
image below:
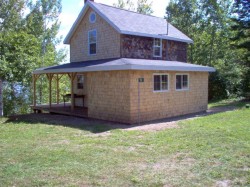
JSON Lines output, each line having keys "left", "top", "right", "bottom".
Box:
{"left": 0, "top": 101, "right": 249, "bottom": 186}
{"left": 208, "top": 97, "right": 248, "bottom": 108}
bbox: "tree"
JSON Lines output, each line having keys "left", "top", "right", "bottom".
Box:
{"left": 166, "top": 0, "right": 246, "bottom": 100}
{"left": 0, "top": 0, "right": 65, "bottom": 116}
{"left": 230, "top": 0, "right": 250, "bottom": 96}
{"left": 113, "top": 0, "right": 135, "bottom": 11}
{"left": 113, "top": 0, "right": 153, "bottom": 15}
{"left": 0, "top": 79, "right": 2, "bottom": 116}
{"left": 26, "top": 0, "right": 64, "bottom": 104}
{"left": 136, "top": 0, "right": 153, "bottom": 14}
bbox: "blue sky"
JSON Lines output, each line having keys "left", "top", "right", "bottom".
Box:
{"left": 58, "top": 0, "right": 170, "bottom": 61}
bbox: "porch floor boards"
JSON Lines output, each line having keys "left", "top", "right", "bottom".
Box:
{"left": 31, "top": 103, "right": 88, "bottom": 118}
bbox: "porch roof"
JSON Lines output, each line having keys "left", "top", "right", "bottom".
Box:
{"left": 33, "top": 58, "right": 215, "bottom": 74}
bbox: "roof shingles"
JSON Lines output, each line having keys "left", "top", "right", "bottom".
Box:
{"left": 64, "top": 1, "right": 193, "bottom": 44}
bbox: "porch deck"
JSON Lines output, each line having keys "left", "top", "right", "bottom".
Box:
{"left": 31, "top": 103, "right": 88, "bottom": 118}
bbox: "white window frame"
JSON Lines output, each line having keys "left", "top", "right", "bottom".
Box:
{"left": 89, "top": 12, "right": 96, "bottom": 23}
{"left": 153, "top": 73, "right": 169, "bottom": 92}
{"left": 175, "top": 73, "right": 189, "bottom": 91}
{"left": 153, "top": 38, "right": 162, "bottom": 57}
{"left": 88, "top": 29, "right": 97, "bottom": 55}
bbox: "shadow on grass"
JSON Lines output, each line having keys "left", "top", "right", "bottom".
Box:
{"left": 5, "top": 113, "right": 121, "bottom": 133}
{"left": 208, "top": 98, "right": 249, "bottom": 108}
{"left": 4, "top": 100, "right": 249, "bottom": 133}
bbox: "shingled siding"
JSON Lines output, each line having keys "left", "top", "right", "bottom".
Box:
{"left": 70, "top": 8, "right": 120, "bottom": 62}
{"left": 164, "top": 40, "right": 187, "bottom": 62}
{"left": 121, "top": 35, "right": 187, "bottom": 62}
{"left": 73, "top": 70, "right": 208, "bottom": 124}
{"left": 87, "top": 71, "right": 131, "bottom": 123}
{"left": 129, "top": 71, "right": 208, "bottom": 123}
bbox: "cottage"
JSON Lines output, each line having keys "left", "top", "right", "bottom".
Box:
{"left": 32, "top": 0, "right": 215, "bottom": 124}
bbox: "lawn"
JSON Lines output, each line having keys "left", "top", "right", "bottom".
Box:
{"left": 0, "top": 100, "right": 249, "bottom": 186}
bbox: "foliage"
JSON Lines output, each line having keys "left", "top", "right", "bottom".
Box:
{"left": 230, "top": 0, "right": 250, "bottom": 96}
{"left": 0, "top": 0, "right": 65, "bottom": 116}
{"left": 166, "top": 0, "right": 248, "bottom": 99}
{"left": 208, "top": 71, "right": 227, "bottom": 100}
{"left": 0, "top": 101, "right": 249, "bottom": 186}
{"left": 136, "top": 0, "right": 153, "bottom": 15}
{"left": 113, "top": 0, "right": 153, "bottom": 15}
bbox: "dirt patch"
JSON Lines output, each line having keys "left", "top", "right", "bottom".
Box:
{"left": 84, "top": 131, "right": 111, "bottom": 137}
{"left": 215, "top": 180, "right": 231, "bottom": 187}
{"left": 125, "top": 121, "right": 179, "bottom": 131}
{"left": 122, "top": 105, "right": 238, "bottom": 131}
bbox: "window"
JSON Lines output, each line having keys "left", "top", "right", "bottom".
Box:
{"left": 77, "top": 75, "right": 84, "bottom": 89}
{"left": 153, "top": 38, "right": 162, "bottom": 57}
{"left": 176, "top": 74, "right": 189, "bottom": 90}
{"left": 153, "top": 74, "right": 169, "bottom": 92}
{"left": 88, "top": 30, "right": 97, "bottom": 55}
{"left": 89, "top": 12, "right": 96, "bottom": 23}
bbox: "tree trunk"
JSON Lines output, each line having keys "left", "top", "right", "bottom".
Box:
{"left": 0, "top": 79, "right": 3, "bottom": 116}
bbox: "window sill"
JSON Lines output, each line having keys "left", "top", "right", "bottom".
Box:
{"left": 176, "top": 88, "right": 189, "bottom": 91}
{"left": 153, "top": 90, "right": 169, "bottom": 93}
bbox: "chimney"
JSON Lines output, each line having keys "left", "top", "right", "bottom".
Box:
{"left": 166, "top": 20, "right": 169, "bottom": 35}
{"left": 166, "top": 12, "right": 169, "bottom": 35}
{"left": 84, "top": 0, "right": 94, "bottom": 3}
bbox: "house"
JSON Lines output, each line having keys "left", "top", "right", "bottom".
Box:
{"left": 32, "top": 0, "right": 215, "bottom": 124}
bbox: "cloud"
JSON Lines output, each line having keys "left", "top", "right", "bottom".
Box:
{"left": 79, "top": 0, "right": 85, "bottom": 7}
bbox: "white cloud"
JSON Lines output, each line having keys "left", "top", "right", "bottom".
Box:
{"left": 79, "top": 0, "right": 85, "bottom": 7}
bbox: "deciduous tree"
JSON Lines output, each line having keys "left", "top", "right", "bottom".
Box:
{"left": 0, "top": 0, "right": 65, "bottom": 116}
{"left": 113, "top": 0, "right": 153, "bottom": 15}
{"left": 166, "top": 0, "right": 246, "bottom": 99}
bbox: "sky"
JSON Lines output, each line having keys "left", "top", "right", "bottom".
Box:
{"left": 58, "top": 0, "right": 170, "bottom": 60}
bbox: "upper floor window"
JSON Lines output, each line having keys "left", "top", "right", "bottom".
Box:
{"left": 176, "top": 74, "right": 189, "bottom": 90}
{"left": 88, "top": 29, "right": 97, "bottom": 55}
{"left": 89, "top": 12, "right": 96, "bottom": 23}
{"left": 153, "top": 74, "right": 169, "bottom": 92}
{"left": 77, "top": 75, "right": 84, "bottom": 89}
{"left": 153, "top": 38, "right": 162, "bottom": 57}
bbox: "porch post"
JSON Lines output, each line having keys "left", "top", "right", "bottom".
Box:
{"left": 55, "top": 74, "right": 63, "bottom": 105}
{"left": 33, "top": 75, "right": 36, "bottom": 107}
{"left": 46, "top": 74, "right": 54, "bottom": 108}
{"left": 56, "top": 74, "right": 59, "bottom": 104}
{"left": 70, "top": 73, "right": 77, "bottom": 111}
{"left": 33, "top": 74, "right": 39, "bottom": 107}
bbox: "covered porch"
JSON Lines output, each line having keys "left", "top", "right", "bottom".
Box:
{"left": 31, "top": 72, "right": 87, "bottom": 117}
{"left": 31, "top": 103, "right": 88, "bottom": 118}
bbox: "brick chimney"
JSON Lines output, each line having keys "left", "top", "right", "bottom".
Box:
{"left": 84, "top": 0, "right": 94, "bottom": 3}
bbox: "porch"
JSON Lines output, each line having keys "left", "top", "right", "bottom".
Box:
{"left": 31, "top": 103, "right": 88, "bottom": 118}
{"left": 32, "top": 72, "right": 87, "bottom": 117}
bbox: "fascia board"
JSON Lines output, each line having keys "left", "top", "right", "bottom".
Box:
{"left": 33, "top": 64, "right": 215, "bottom": 74}
{"left": 63, "top": 1, "right": 122, "bottom": 44}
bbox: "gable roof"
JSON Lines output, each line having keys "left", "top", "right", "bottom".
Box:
{"left": 64, "top": 1, "right": 193, "bottom": 44}
{"left": 33, "top": 58, "right": 215, "bottom": 74}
